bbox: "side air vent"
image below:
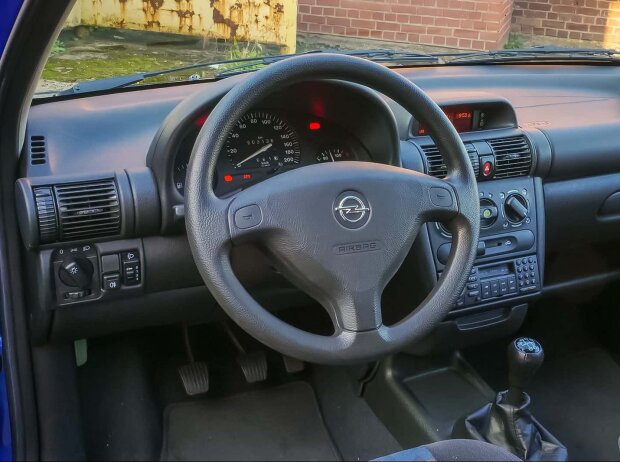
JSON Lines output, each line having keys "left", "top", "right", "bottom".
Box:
{"left": 54, "top": 180, "right": 121, "bottom": 241}
{"left": 29, "top": 136, "right": 47, "bottom": 165}
{"left": 422, "top": 143, "right": 480, "bottom": 178}
{"left": 489, "top": 136, "right": 532, "bottom": 178}
{"left": 33, "top": 187, "right": 59, "bottom": 244}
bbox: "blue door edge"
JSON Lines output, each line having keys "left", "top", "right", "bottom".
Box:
{"left": 0, "top": 338, "right": 12, "bottom": 461}
{"left": 0, "top": 0, "right": 24, "bottom": 57}
{"left": 0, "top": 1, "right": 23, "bottom": 460}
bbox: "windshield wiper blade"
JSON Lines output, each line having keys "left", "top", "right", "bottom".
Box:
{"left": 213, "top": 49, "right": 439, "bottom": 77}
{"left": 56, "top": 48, "right": 440, "bottom": 95}
{"left": 445, "top": 46, "right": 620, "bottom": 63}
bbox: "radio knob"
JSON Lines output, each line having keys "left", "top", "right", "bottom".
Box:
{"left": 504, "top": 193, "right": 529, "bottom": 223}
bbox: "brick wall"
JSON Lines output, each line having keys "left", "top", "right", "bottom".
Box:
{"left": 297, "top": 0, "right": 514, "bottom": 50}
{"left": 512, "top": 0, "right": 619, "bottom": 47}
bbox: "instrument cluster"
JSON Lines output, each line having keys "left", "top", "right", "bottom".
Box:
{"left": 173, "top": 109, "right": 371, "bottom": 197}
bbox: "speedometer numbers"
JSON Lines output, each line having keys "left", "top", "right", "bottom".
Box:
{"left": 225, "top": 112, "right": 301, "bottom": 172}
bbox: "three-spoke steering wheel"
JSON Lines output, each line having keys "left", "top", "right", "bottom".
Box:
{"left": 185, "top": 54, "right": 480, "bottom": 364}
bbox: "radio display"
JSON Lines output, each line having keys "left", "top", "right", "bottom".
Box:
{"left": 417, "top": 107, "right": 475, "bottom": 135}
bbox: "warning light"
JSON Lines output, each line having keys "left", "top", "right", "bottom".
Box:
{"left": 482, "top": 161, "right": 493, "bottom": 177}
{"left": 224, "top": 174, "right": 233, "bottom": 183}
{"left": 309, "top": 121, "right": 321, "bottom": 131}
{"left": 242, "top": 174, "right": 252, "bottom": 180}
{"left": 195, "top": 113, "right": 209, "bottom": 127}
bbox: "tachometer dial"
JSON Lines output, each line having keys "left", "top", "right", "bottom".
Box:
{"left": 225, "top": 111, "right": 300, "bottom": 171}
{"left": 315, "top": 147, "right": 352, "bottom": 163}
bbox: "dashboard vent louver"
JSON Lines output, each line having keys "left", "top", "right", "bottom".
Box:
{"left": 29, "top": 135, "right": 47, "bottom": 166}
{"left": 33, "top": 187, "right": 59, "bottom": 244}
{"left": 489, "top": 136, "right": 532, "bottom": 178}
{"left": 421, "top": 143, "right": 480, "bottom": 178}
{"left": 54, "top": 180, "right": 121, "bottom": 241}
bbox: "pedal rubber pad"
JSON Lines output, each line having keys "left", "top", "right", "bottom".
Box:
{"left": 283, "top": 355, "right": 305, "bottom": 374}
{"left": 237, "top": 351, "right": 268, "bottom": 383}
{"left": 178, "top": 362, "right": 210, "bottom": 396}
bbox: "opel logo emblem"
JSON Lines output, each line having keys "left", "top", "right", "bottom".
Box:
{"left": 334, "top": 192, "right": 371, "bottom": 229}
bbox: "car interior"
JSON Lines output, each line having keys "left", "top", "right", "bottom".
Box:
{"left": 3, "top": 1, "right": 620, "bottom": 461}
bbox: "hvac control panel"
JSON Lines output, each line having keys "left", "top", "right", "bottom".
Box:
{"left": 51, "top": 242, "right": 143, "bottom": 306}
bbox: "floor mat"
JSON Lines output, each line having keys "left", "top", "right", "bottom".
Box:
{"left": 312, "top": 366, "right": 402, "bottom": 461}
{"left": 161, "top": 381, "right": 340, "bottom": 461}
{"left": 527, "top": 348, "right": 620, "bottom": 461}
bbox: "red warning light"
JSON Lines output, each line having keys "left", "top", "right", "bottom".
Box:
{"left": 224, "top": 174, "right": 233, "bottom": 183}
{"left": 195, "top": 113, "right": 209, "bottom": 127}
{"left": 482, "top": 161, "right": 493, "bottom": 177}
{"left": 242, "top": 174, "right": 252, "bottom": 180}
{"left": 309, "top": 121, "right": 321, "bottom": 131}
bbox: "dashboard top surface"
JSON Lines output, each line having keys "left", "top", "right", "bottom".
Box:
{"left": 23, "top": 64, "right": 620, "bottom": 181}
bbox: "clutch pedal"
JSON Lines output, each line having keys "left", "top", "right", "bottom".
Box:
{"left": 178, "top": 325, "right": 210, "bottom": 396}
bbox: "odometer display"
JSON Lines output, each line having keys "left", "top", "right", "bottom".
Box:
{"left": 225, "top": 111, "right": 300, "bottom": 171}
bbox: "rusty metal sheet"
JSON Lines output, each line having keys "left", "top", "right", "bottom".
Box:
{"left": 65, "top": 0, "right": 296, "bottom": 52}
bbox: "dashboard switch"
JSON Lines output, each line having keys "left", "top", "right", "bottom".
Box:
{"left": 103, "top": 274, "right": 121, "bottom": 291}
{"left": 101, "top": 254, "right": 120, "bottom": 274}
{"left": 122, "top": 250, "right": 141, "bottom": 285}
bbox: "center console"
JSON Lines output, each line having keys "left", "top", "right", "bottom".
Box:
{"left": 432, "top": 176, "right": 542, "bottom": 312}
{"left": 407, "top": 100, "right": 546, "bottom": 350}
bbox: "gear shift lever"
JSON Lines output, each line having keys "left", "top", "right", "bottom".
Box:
{"left": 505, "top": 337, "right": 544, "bottom": 406}
{"left": 453, "top": 337, "right": 567, "bottom": 461}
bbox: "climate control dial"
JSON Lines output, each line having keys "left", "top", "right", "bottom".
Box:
{"left": 504, "top": 193, "right": 529, "bottom": 224}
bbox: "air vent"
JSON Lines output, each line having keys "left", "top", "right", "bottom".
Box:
{"left": 29, "top": 136, "right": 47, "bottom": 166}
{"left": 54, "top": 180, "right": 121, "bottom": 241}
{"left": 421, "top": 143, "right": 480, "bottom": 178}
{"left": 33, "top": 187, "right": 59, "bottom": 244}
{"left": 489, "top": 136, "right": 532, "bottom": 178}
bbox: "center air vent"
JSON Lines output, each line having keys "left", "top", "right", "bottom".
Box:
{"left": 54, "top": 180, "right": 121, "bottom": 241}
{"left": 488, "top": 136, "right": 532, "bottom": 178}
{"left": 422, "top": 143, "right": 480, "bottom": 178}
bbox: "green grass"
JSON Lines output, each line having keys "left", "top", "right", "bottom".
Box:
{"left": 504, "top": 34, "right": 525, "bottom": 49}
{"left": 51, "top": 40, "right": 65, "bottom": 55}
{"left": 42, "top": 54, "right": 190, "bottom": 82}
{"left": 41, "top": 39, "right": 267, "bottom": 84}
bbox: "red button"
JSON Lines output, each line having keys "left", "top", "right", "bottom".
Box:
{"left": 482, "top": 161, "right": 493, "bottom": 177}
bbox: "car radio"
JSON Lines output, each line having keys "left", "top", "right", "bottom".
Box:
{"left": 444, "top": 255, "right": 540, "bottom": 310}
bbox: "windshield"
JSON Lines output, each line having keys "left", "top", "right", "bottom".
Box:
{"left": 37, "top": 0, "right": 620, "bottom": 96}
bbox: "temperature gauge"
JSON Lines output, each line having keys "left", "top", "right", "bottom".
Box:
{"left": 315, "top": 147, "right": 352, "bottom": 163}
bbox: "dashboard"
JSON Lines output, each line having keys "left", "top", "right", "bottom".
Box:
{"left": 173, "top": 109, "right": 371, "bottom": 197}
{"left": 15, "top": 64, "right": 620, "bottom": 349}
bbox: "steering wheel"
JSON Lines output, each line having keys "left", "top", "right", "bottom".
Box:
{"left": 185, "top": 54, "right": 480, "bottom": 364}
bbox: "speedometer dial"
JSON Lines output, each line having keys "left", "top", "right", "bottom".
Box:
{"left": 225, "top": 111, "right": 300, "bottom": 171}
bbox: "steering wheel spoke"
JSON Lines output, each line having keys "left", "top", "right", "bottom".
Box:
{"left": 328, "top": 285, "right": 383, "bottom": 333}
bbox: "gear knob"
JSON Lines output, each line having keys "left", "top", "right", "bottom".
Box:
{"left": 505, "top": 337, "right": 544, "bottom": 405}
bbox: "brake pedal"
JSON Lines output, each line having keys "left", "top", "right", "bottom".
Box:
{"left": 237, "top": 351, "right": 268, "bottom": 383}
{"left": 178, "top": 325, "right": 209, "bottom": 396}
{"left": 223, "top": 322, "right": 268, "bottom": 383}
{"left": 283, "top": 355, "right": 305, "bottom": 374}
